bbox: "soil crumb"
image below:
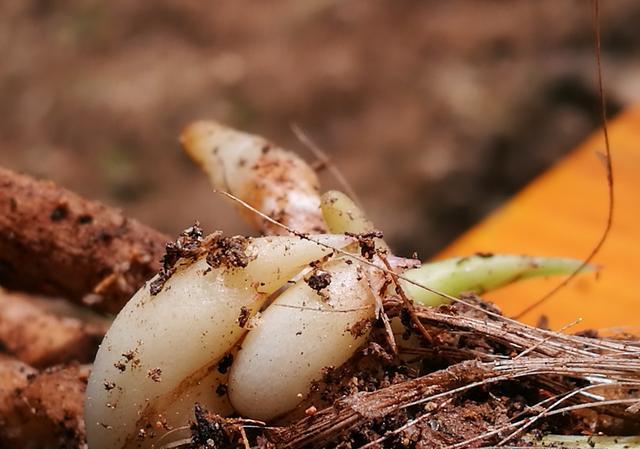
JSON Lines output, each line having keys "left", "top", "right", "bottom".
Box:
{"left": 205, "top": 234, "right": 251, "bottom": 270}
{"left": 346, "top": 231, "right": 384, "bottom": 260}
{"left": 305, "top": 269, "right": 332, "bottom": 293}
{"left": 150, "top": 223, "right": 204, "bottom": 295}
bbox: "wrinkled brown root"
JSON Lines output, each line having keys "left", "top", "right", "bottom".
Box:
{"left": 0, "top": 166, "right": 169, "bottom": 313}
{"left": 0, "top": 288, "right": 109, "bottom": 367}
{"left": 0, "top": 356, "right": 88, "bottom": 448}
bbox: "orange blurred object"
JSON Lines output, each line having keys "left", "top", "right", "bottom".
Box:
{"left": 438, "top": 105, "right": 640, "bottom": 332}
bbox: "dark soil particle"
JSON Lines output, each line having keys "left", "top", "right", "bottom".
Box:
{"left": 97, "top": 231, "right": 113, "bottom": 244}
{"left": 147, "top": 368, "right": 162, "bottom": 382}
{"left": 345, "top": 231, "right": 384, "bottom": 260}
{"left": 237, "top": 306, "right": 250, "bottom": 328}
{"left": 217, "top": 353, "right": 234, "bottom": 375}
{"left": 474, "top": 252, "right": 494, "bottom": 258}
{"left": 113, "top": 360, "right": 126, "bottom": 372}
{"left": 215, "top": 384, "right": 228, "bottom": 397}
{"left": 112, "top": 349, "right": 141, "bottom": 373}
{"left": 150, "top": 222, "right": 204, "bottom": 295}
{"left": 305, "top": 269, "right": 332, "bottom": 293}
{"left": 8, "top": 197, "right": 17, "bottom": 212}
{"left": 347, "top": 318, "right": 373, "bottom": 338}
{"left": 190, "top": 404, "right": 235, "bottom": 449}
{"left": 576, "top": 329, "right": 600, "bottom": 339}
{"left": 205, "top": 234, "right": 251, "bottom": 270}
{"left": 149, "top": 224, "right": 251, "bottom": 296}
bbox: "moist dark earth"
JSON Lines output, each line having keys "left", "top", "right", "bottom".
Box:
{"left": 2, "top": 0, "right": 640, "bottom": 257}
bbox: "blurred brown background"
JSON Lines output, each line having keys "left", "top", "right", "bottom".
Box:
{"left": 1, "top": 0, "right": 639, "bottom": 258}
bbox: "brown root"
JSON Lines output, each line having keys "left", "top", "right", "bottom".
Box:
{"left": 0, "top": 288, "right": 109, "bottom": 367}
{"left": 0, "top": 357, "right": 88, "bottom": 449}
{"left": 0, "top": 166, "right": 169, "bottom": 313}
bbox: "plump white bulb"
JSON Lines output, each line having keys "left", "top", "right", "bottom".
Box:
{"left": 228, "top": 257, "right": 376, "bottom": 421}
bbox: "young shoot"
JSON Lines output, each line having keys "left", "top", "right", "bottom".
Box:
{"left": 321, "top": 189, "right": 594, "bottom": 307}
{"left": 401, "top": 254, "right": 595, "bottom": 307}
{"left": 320, "top": 190, "right": 389, "bottom": 251}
